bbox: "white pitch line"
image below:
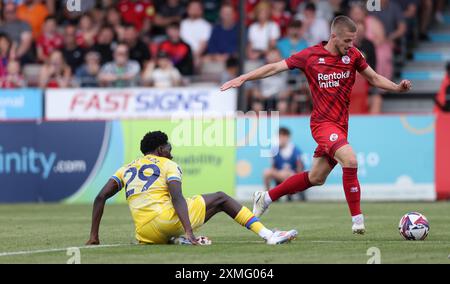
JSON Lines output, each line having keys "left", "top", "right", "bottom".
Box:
{"left": 1, "top": 240, "right": 448, "bottom": 256}
{"left": 215, "top": 240, "right": 450, "bottom": 244}
{"left": 0, "top": 244, "right": 134, "bottom": 257}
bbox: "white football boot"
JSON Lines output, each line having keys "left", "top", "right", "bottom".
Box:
{"left": 252, "top": 191, "right": 270, "bottom": 218}
{"left": 266, "top": 230, "right": 298, "bottom": 245}
{"left": 352, "top": 214, "right": 366, "bottom": 235}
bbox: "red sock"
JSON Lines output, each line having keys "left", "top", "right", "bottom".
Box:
{"left": 268, "top": 172, "right": 312, "bottom": 201}
{"left": 342, "top": 167, "right": 362, "bottom": 216}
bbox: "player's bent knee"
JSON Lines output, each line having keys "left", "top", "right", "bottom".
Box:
{"left": 309, "top": 174, "right": 326, "bottom": 186}
{"left": 343, "top": 158, "right": 358, "bottom": 168}
{"left": 215, "top": 191, "right": 229, "bottom": 201}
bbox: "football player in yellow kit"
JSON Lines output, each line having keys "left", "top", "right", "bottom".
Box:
{"left": 86, "top": 131, "right": 297, "bottom": 245}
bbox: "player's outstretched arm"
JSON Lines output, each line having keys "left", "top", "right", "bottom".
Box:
{"left": 168, "top": 181, "right": 198, "bottom": 245}
{"left": 360, "top": 65, "right": 412, "bottom": 93}
{"left": 86, "top": 179, "right": 120, "bottom": 245}
{"left": 220, "top": 60, "right": 289, "bottom": 91}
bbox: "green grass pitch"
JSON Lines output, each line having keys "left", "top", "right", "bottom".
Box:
{"left": 0, "top": 202, "right": 449, "bottom": 264}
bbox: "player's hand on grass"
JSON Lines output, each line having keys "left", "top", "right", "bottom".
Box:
{"left": 186, "top": 231, "right": 199, "bottom": 245}
{"left": 220, "top": 76, "right": 245, "bottom": 91}
{"left": 85, "top": 238, "right": 100, "bottom": 245}
{"left": 398, "top": 80, "right": 412, "bottom": 92}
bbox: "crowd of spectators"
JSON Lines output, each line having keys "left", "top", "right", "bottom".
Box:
{"left": 0, "top": 0, "right": 447, "bottom": 114}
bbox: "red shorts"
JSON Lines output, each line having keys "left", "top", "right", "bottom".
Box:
{"left": 311, "top": 122, "right": 349, "bottom": 168}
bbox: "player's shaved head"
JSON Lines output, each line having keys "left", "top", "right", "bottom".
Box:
{"left": 331, "top": 16, "right": 357, "bottom": 36}
{"left": 328, "top": 15, "right": 358, "bottom": 56}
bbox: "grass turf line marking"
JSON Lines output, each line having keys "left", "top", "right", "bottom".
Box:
{"left": 0, "top": 244, "right": 134, "bottom": 257}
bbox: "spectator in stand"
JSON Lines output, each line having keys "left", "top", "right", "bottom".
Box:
{"left": 435, "top": 0, "right": 447, "bottom": 23}
{"left": 271, "top": 0, "right": 292, "bottom": 37}
{"left": 180, "top": 0, "right": 212, "bottom": 70}
{"left": 350, "top": 21, "right": 382, "bottom": 114}
{"left": 221, "top": 56, "right": 239, "bottom": 85}
{"left": 92, "top": 25, "right": 117, "bottom": 65}
{"left": 142, "top": 51, "right": 181, "bottom": 88}
{"left": 296, "top": 0, "right": 336, "bottom": 23}
{"left": 106, "top": 7, "right": 125, "bottom": 41}
{"left": 0, "top": 60, "right": 25, "bottom": 88}
{"left": 98, "top": 43, "right": 140, "bottom": 87}
{"left": 75, "top": 51, "right": 101, "bottom": 87}
{"left": 16, "top": 0, "right": 49, "bottom": 39}
{"left": 76, "top": 14, "right": 98, "bottom": 49}
{"left": 203, "top": 0, "right": 222, "bottom": 23}
{"left": 397, "top": 0, "right": 419, "bottom": 47}
{"left": 159, "top": 22, "right": 194, "bottom": 76}
{"left": 276, "top": 20, "right": 308, "bottom": 59}
{"left": 117, "top": 0, "right": 155, "bottom": 33}
{"left": 89, "top": 3, "right": 107, "bottom": 30}
{"left": 36, "top": 16, "right": 63, "bottom": 63}
{"left": 60, "top": 24, "right": 85, "bottom": 73}
{"left": 370, "top": 0, "right": 407, "bottom": 47}
{"left": 247, "top": 1, "right": 281, "bottom": 60}
{"left": 0, "top": 33, "right": 14, "bottom": 77}
{"left": 232, "top": 0, "right": 261, "bottom": 25}
{"left": 348, "top": 2, "right": 390, "bottom": 81}
{"left": 204, "top": 4, "right": 238, "bottom": 63}
{"left": 153, "top": 0, "right": 185, "bottom": 36}
{"left": 250, "top": 48, "right": 290, "bottom": 113}
{"left": 263, "top": 127, "right": 304, "bottom": 201}
{"left": 0, "top": 2, "right": 34, "bottom": 64}
{"left": 122, "top": 23, "right": 152, "bottom": 69}
{"left": 419, "top": 0, "right": 433, "bottom": 40}
{"left": 38, "top": 49, "right": 72, "bottom": 88}
{"left": 296, "top": 2, "right": 329, "bottom": 46}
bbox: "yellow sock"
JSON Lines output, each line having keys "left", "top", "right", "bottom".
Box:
{"left": 234, "top": 207, "right": 272, "bottom": 239}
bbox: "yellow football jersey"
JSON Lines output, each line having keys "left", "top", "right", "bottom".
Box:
{"left": 111, "top": 154, "right": 182, "bottom": 229}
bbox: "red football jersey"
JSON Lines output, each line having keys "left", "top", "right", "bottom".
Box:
{"left": 285, "top": 41, "right": 369, "bottom": 130}
{"left": 117, "top": 0, "right": 155, "bottom": 31}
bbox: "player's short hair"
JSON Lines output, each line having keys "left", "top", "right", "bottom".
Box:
{"left": 279, "top": 127, "right": 291, "bottom": 136}
{"left": 140, "top": 131, "right": 169, "bottom": 155}
{"left": 446, "top": 61, "right": 450, "bottom": 74}
{"left": 331, "top": 15, "right": 357, "bottom": 35}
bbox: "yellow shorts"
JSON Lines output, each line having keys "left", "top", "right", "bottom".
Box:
{"left": 136, "top": 195, "right": 206, "bottom": 244}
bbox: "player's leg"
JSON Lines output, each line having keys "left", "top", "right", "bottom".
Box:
{"left": 273, "top": 168, "right": 295, "bottom": 183}
{"left": 263, "top": 168, "right": 276, "bottom": 191}
{"left": 253, "top": 156, "right": 335, "bottom": 217}
{"left": 202, "top": 192, "right": 297, "bottom": 244}
{"left": 273, "top": 169, "right": 296, "bottom": 201}
{"left": 333, "top": 144, "right": 365, "bottom": 234}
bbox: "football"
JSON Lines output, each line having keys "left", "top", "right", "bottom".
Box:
{"left": 196, "top": 236, "right": 212, "bottom": 246}
{"left": 398, "top": 212, "right": 430, "bottom": 240}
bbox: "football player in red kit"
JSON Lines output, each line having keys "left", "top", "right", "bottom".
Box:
{"left": 220, "top": 16, "right": 411, "bottom": 234}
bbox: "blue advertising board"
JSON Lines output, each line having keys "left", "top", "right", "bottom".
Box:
{"left": 236, "top": 115, "right": 436, "bottom": 201}
{"left": 0, "top": 122, "right": 108, "bottom": 202}
{"left": 0, "top": 89, "right": 43, "bottom": 120}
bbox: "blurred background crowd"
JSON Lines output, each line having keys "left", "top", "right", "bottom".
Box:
{"left": 0, "top": 0, "right": 448, "bottom": 113}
